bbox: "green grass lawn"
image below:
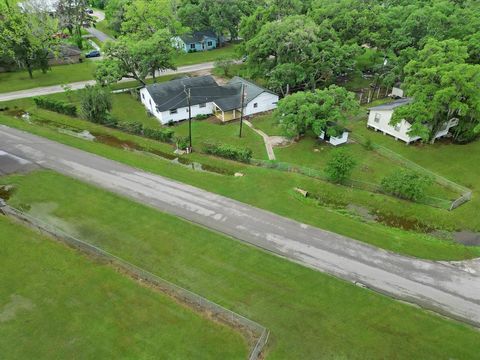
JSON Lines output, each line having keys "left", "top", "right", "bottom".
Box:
{"left": 0, "top": 61, "right": 98, "bottom": 93}
{"left": 249, "top": 113, "right": 284, "bottom": 136}
{"left": 0, "top": 214, "right": 247, "bottom": 359}
{"left": 1, "top": 106, "right": 479, "bottom": 260}
{"left": 2, "top": 170, "right": 480, "bottom": 359}
{"left": 0, "top": 44, "right": 239, "bottom": 94}
{"left": 349, "top": 117, "right": 480, "bottom": 231}
{"left": 174, "top": 117, "right": 268, "bottom": 159}
{"left": 174, "top": 44, "right": 240, "bottom": 66}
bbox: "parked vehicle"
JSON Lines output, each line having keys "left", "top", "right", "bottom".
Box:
{"left": 85, "top": 50, "right": 100, "bottom": 58}
{"left": 85, "top": 8, "right": 93, "bottom": 14}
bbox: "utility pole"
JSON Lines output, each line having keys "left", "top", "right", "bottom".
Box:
{"left": 187, "top": 87, "right": 192, "bottom": 152}
{"left": 239, "top": 83, "right": 245, "bottom": 138}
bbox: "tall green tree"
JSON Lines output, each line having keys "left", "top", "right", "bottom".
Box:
{"left": 0, "top": 1, "right": 59, "bottom": 78}
{"left": 101, "top": 30, "right": 176, "bottom": 85}
{"left": 56, "top": 0, "right": 92, "bottom": 48}
{"left": 274, "top": 85, "right": 359, "bottom": 139}
{"left": 392, "top": 38, "right": 480, "bottom": 143}
{"left": 80, "top": 85, "right": 113, "bottom": 124}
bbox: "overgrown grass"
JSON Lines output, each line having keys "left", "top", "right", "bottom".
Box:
{"left": 2, "top": 170, "right": 480, "bottom": 360}
{"left": 174, "top": 44, "right": 240, "bottom": 66}
{"left": 0, "top": 108, "right": 479, "bottom": 260}
{"left": 0, "top": 214, "right": 248, "bottom": 359}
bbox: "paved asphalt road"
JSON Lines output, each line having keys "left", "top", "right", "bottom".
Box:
{"left": 0, "top": 125, "right": 479, "bottom": 328}
{"left": 0, "top": 62, "right": 216, "bottom": 102}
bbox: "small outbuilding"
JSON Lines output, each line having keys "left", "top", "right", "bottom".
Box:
{"left": 319, "top": 121, "right": 350, "bottom": 146}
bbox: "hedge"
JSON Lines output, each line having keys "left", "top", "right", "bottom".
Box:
{"left": 116, "top": 120, "right": 174, "bottom": 143}
{"left": 33, "top": 97, "right": 77, "bottom": 116}
{"left": 202, "top": 141, "right": 253, "bottom": 163}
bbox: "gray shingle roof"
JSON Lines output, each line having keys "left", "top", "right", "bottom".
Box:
{"left": 145, "top": 76, "right": 239, "bottom": 112}
{"left": 145, "top": 75, "right": 277, "bottom": 112}
{"left": 369, "top": 98, "right": 413, "bottom": 111}
{"left": 179, "top": 29, "right": 217, "bottom": 44}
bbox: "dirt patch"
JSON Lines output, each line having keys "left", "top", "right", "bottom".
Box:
{"left": 269, "top": 136, "right": 292, "bottom": 147}
{"left": 0, "top": 294, "right": 35, "bottom": 323}
{"left": 452, "top": 231, "right": 480, "bottom": 246}
{"left": 346, "top": 204, "right": 377, "bottom": 221}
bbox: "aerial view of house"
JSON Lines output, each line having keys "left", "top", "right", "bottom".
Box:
{"left": 173, "top": 29, "right": 218, "bottom": 52}
{"left": 139, "top": 75, "right": 279, "bottom": 124}
{"left": 0, "top": 0, "right": 479, "bottom": 359}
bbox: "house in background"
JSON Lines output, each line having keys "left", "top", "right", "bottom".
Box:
{"left": 139, "top": 75, "right": 279, "bottom": 124}
{"left": 173, "top": 30, "right": 218, "bottom": 52}
{"left": 319, "top": 121, "right": 350, "bottom": 146}
{"left": 48, "top": 44, "right": 82, "bottom": 65}
{"left": 367, "top": 98, "right": 459, "bottom": 144}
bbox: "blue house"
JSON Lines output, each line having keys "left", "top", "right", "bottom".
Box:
{"left": 174, "top": 29, "right": 218, "bottom": 52}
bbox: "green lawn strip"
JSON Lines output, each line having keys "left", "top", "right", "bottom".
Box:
{"left": 173, "top": 44, "right": 240, "bottom": 66}
{"left": 0, "top": 215, "right": 248, "bottom": 359}
{"left": 173, "top": 117, "right": 269, "bottom": 160}
{"left": 0, "top": 45, "right": 239, "bottom": 94}
{"left": 0, "top": 61, "right": 98, "bottom": 93}
{"left": 349, "top": 118, "right": 480, "bottom": 230}
{"left": 249, "top": 113, "right": 284, "bottom": 136}
{"left": 1, "top": 113, "right": 479, "bottom": 260}
{"left": 3, "top": 170, "right": 480, "bottom": 359}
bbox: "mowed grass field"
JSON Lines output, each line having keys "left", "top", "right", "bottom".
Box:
{"left": 0, "top": 215, "right": 248, "bottom": 359}
{"left": 1, "top": 106, "right": 479, "bottom": 260}
{"left": 2, "top": 170, "right": 480, "bottom": 359}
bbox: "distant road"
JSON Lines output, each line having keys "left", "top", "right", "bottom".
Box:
{"left": 0, "top": 62, "right": 216, "bottom": 102}
{"left": 86, "top": 10, "right": 114, "bottom": 43}
{"left": 1, "top": 125, "right": 479, "bottom": 328}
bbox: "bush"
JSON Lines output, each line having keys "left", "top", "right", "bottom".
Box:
{"left": 33, "top": 97, "right": 77, "bottom": 116}
{"left": 381, "top": 169, "right": 434, "bottom": 201}
{"left": 176, "top": 136, "right": 190, "bottom": 150}
{"left": 324, "top": 149, "right": 356, "bottom": 184}
{"left": 80, "top": 85, "right": 112, "bottom": 124}
{"left": 363, "top": 137, "right": 374, "bottom": 151}
{"left": 202, "top": 142, "right": 253, "bottom": 163}
{"left": 195, "top": 114, "right": 209, "bottom": 120}
{"left": 117, "top": 121, "right": 143, "bottom": 135}
{"left": 143, "top": 127, "right": 174, "bottom": 142}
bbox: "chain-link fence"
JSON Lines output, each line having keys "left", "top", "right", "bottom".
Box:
{"left": 0, "top": 204, "right": 269, "bottom": 360}
{"left": 251, "top": 154, "right": 465, "bottom": 211}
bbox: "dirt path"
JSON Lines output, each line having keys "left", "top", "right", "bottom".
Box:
{"left": 244, "top": 120, "right": 276, "bottom": 160}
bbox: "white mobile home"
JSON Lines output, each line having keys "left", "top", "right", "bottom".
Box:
{"left": 367, "top": 98, "right": 459, "bottom": 144}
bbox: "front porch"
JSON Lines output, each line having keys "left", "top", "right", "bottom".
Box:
{"left": 213, "top": 104, "right": 241, "bottom": 122}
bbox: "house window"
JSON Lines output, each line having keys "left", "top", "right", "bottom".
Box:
{"left": 253, "top": 103, "right": 258, "bottom": 108}
{"left": 149, "top": 99, "right": 151, "bottom": 105}
{"left": 190, "top": 44, "right": 195, "bottom": 49}
{"left": 199, "top": 103, "right": 206, "bottom": 108}
{"left": 170, "top": 109, "right": 178, "bottom": 114}
{"left": 374, "top": 113, "right": 381, "bottom": 123}
{"left": 142, "top": 93, "right": 145, "bottom": 99}
{"left": 394, "top": 124, "right": 401, "bottom": 132}
{"left": 207, "top": 41, "right": 212, "bottom": 46}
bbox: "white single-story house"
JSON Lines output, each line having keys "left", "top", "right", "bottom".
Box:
{"left": 367, "top": 98, "right": 459, "bottom": 144}
{"left": 172, "top": 30, "right": 218, "bottom": 52}
{"left": 319, "top": 121, "right": 350, "bottom": 146}
{"left": 139, "top": 75, "right": 279, "bottom": 125}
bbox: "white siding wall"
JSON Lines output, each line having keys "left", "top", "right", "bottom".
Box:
{"left": 319, "top": 131, "right": 349, "bottom": 146}
{"left": 140, "top": 88, "right": 163, "bottom": 123}
{"left": 367, "top": 109, "right": 421, "bottom": 143}
{"left": 159, "top": 102, "right": 214, "bottom": 124}
{"left": 244, "top": 92, "right": 279, "bottom": 116}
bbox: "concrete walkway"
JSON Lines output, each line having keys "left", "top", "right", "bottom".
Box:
{"left": 1, "top": 124, "right": 479, "bottom": 328}
{"left": 0, "top": 62, "right": 217, "bottom": 102}
{"left": 244, "top": 120, "right": 276, "bottom": 160}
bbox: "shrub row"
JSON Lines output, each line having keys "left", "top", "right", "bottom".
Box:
{"left": 202, "top": 141, "right": 253, "bottom": 163}
{"left": 33, "top": 97, "right": 77, "bottom": 116}
{"left": 116, "top": 121, "right": 174, "bottom": 143}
